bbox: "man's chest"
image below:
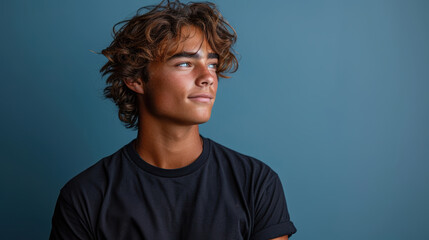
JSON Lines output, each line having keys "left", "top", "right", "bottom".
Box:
{"left": 93, "top": 173, "right": 253, "bottom": 240}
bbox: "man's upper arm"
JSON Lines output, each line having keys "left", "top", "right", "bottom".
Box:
{"left": 271, "top": 236, "right": 288, "bottom": 240}
{"left": 251, "top": 171, "right": 296, "bottom": 239}
{"left": 50, "top": 191, "right": 93, "bottom": 240}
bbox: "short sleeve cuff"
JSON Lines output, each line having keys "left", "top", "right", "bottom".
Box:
{"left": 252, "top": 221, "right": 297, "bottom": 240}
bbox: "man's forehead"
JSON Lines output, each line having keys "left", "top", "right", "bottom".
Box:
{"left": 162, "top": 25, "right": 217, "bottom": 59}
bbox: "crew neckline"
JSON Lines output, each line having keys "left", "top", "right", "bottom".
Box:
{"left": 124, "top": 136, "right": 211, "bottom": 178}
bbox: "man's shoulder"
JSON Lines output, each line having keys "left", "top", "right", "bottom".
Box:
{"left": 59, "top": 141, "right": 132, "bottom": 202}
{"left": 206, "top": 137, "right": 278, "bottom": 179}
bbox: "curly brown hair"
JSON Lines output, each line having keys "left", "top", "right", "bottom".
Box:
{"left": 100, "top": 0, "right": 238, "bottom": 129}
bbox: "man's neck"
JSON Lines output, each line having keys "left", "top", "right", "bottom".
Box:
{"left": 134, "top": 119, "right": 203, "bottom": 170}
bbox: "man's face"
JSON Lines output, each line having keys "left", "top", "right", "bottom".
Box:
{"left": 141, "top": 26, "right": 219, "bottom": 126}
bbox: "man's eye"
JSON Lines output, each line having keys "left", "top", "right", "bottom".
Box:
{"left": 208, "top": 63, "right": 218, "bottom": 69}
{"left": 177, "top": 62, "right": 190, "bottom": 67}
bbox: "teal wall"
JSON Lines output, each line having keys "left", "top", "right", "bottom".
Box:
{"left": 1, "top": 0, "right": 428, "bottom": 239}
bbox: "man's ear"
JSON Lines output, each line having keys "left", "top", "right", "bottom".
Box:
{"left": 123, "top": 78, "right": 145, "bottom": 94}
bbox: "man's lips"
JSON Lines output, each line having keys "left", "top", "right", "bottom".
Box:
{"left": 188, "top": 93, "right": 214, "bottom": 103}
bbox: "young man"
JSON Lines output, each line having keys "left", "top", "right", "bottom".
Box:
{"left": 50, "top": 1, "right": 297, "bottom": 239}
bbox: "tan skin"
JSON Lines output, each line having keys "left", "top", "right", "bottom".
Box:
{"left": 272, "top": 236, "right": 288, "bottom": 240}
{"left": 124, "top": 26, "right": 288, "bottom": 240}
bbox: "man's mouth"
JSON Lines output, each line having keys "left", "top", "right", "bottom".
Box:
{"left": 188, "top": 93, "right": 214, "bottom": 103}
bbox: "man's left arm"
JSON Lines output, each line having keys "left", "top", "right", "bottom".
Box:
{"left": 251, "top": 171, "right": 296, "bottom": 240}
{"left": 271, "top": 236, "right": 288, "bottom": 240}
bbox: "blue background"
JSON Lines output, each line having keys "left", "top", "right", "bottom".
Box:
{"left": 1, "top": 0, "right": 428, "bottom": 239}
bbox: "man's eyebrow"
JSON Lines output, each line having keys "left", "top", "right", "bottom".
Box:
{"left": 168, "top": 52, "right": 198, "bottom": 60}
{"left": 167, "top": 52, "right": 219, "bottom": 60}
{"left": 208, "top": 53, "right": 219, "bottom": 59}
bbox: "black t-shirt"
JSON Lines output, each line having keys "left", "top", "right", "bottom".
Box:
{"left": 50, "top": 136, "right": 297, "bottom": 240}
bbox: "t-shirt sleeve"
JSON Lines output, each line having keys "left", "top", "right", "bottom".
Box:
{"left": 49, "top": 190, "right": 93, "bottom": 240}
{"left": 251, "top": 172, "right": 297, "bottom": 240}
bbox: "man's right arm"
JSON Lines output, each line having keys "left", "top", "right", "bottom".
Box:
{"left": 50, "top": 192, "right": 93, "bottom": 240}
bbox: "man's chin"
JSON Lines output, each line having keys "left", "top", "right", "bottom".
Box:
{"left": 196, "top": 119, "right": 210, "bottom": 125}
{"left": 189, "top": 116, "right": 211, "bottom": 125}
{"left": 173, "top": 116, "right": 211, "bottom": 126}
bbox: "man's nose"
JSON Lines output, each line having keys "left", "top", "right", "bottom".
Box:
{"left": 195, "top": 65, "right": 216, "bottom": 87}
